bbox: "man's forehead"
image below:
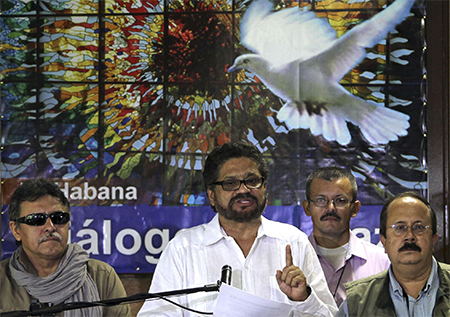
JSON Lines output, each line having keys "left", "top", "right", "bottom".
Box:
{"left": 386, "top": 196, "right": 430, "bottom": 221}
{"left": 219, "top": 157, "right": 259, "bottom": 176}
{"left": 310, "top": 178, "right": 352, "bottom": 193}
{"left": 388, "top": 196, "right": 427, "bottom": 209}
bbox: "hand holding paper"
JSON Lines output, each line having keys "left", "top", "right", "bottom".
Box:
{"left": 276, "top": 244, "right": 309, "bottom": 302}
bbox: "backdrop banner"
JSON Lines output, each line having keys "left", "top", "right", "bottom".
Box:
{"left": 1, "top": 204, "right": 384, "bottom": 273}
{"left": 1, "top": 0, "right": 426, "bottom": 274}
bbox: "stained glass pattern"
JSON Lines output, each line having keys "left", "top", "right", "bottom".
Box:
{"left": 40, "top": 17, "right": 99, "bottom": 81}
{"left": 1, "top": 0, "right": 427, "bottom": 208}
{"left": 104, "top": 14, "right": 164, "bottom": 81}
{"left": 106, "top": 0, "right": 163, "bottom": 14}
{"left": 103, "top": 84, "right": 164, "bottom": 152}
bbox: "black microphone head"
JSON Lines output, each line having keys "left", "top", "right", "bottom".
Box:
{"left": 220, "top": 265, "right": 232, "bottom": 285}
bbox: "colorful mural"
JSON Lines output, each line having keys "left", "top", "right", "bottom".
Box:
{"left": 1, "top": 0, "right": 427, "bottom": 272}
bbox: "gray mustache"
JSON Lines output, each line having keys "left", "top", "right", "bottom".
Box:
{"left": 39, "top": 232, "right": 62, "bottom": 243}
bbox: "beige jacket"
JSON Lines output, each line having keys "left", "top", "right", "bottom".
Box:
{"left": 0, "top": 254, "right": 131, "bottom": 316}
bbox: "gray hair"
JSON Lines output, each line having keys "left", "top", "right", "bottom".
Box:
{"left": 305, "top": 166, "right": 357, "bottom": 201}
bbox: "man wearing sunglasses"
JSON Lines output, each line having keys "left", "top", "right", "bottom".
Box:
{"left": 138, "top": 141, "right": 337, "bottom": 316}
{"left": 302, "top": 167, "right": 390, "bottom": 306}
{"left": 0, "top": 178, "right": 130, "bottom": 316}
{"left": 338, "top": 191, "right": 450, "bottom": 316}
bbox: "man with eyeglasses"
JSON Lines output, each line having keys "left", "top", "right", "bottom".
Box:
{"left": 0, "top": 178, "right": 130, "bottom": 316}
{"left": 138, "top": 141, "right": 337, "bottom": 316}
{"left": 302, "top": 167, "right": 390, "bottom": 306}
{"left": 337, "top": 191, "right": 450, "bottom": 316}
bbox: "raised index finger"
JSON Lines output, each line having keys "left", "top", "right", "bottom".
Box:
{"left": 285, "top": 244, "right": 293, "bottom": 267}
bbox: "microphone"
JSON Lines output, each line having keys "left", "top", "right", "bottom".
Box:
{"left": 220, "top": 265, "right": 232, "bottom": 285}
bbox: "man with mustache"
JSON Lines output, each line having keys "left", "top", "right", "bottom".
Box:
{"left": 138, "top": 141, "right": 337, "bottom": 316}
{"left": 302, "top": 167, "right": 390, "bottom": 306}
{"left": 338, "top": 191, "right": 450, "bottom": 316}
{"left": 0, "top": 178, "right": 130, "bottom": 316}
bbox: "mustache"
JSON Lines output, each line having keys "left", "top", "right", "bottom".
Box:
{"left": 230, "top": 193, "right": 258, "bottom": 205}
{"left": 398, "top": 242, "right": 422, "bottom": 252}
{"left": 320, "top": 212, "right": 341, "bottom": 221}
{"left": 39, "top": 232, "right": 62, "bottom": 243}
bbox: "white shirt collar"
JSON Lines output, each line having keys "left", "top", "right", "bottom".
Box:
{"left": 202, "top": 214, "right": 275, "bottom": 246}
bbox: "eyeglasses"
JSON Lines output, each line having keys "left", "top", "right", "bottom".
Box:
{"left": 388, "top": 224, "right": 431, "bottom": 236}
{"left": 15, "top": 211, "right": 70, "bottom": 226}
{"left": 309, "top": 197, "right": 354, "bottom": 208}
{"left": 211, "top": 177, "right": 265, "bottom": 191}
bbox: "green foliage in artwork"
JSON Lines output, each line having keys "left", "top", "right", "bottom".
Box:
{"left": 0, "top": 0, "right": 428, "bottom": 206}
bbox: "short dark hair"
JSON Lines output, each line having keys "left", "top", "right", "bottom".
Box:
{"left": 305, "top": 166, "right": 358, "bottom": 201}
{"left": 379, "top": 191, "right": 437, "bottom": 237}
{"left": 9, "top": 178, "right": 70, "bottom": 225}
{"left": 203, "top": 141, "right": 269, "bottom": 191}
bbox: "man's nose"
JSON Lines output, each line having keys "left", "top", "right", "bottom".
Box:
{"left": 42, "top": 217, "right": 56, "bottom": 231}
{"left": 403, "top": 227, "right": 417, "bottom": 241}
{"left": 325, "top": 199, "right": 337, "bottom": 210}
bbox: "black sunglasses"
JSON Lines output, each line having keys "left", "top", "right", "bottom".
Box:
{"left": 15, "top": 211, "right": 70, "bottom": 226}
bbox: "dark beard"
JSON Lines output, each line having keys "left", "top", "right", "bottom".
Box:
{"left": 214, "top": 193, "right": 267, "bottom": 223}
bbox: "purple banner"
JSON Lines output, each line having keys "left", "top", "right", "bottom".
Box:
{"left": 1, "top": 204, "right": 384, "bottom": 273}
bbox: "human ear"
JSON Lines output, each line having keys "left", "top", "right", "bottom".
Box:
{"left": 207, "top": 189, "right": 215, "bottom": 207}
{"left": 380, "top": 235, "right": 387, "bottom": 251}
{"left": 9, "top": 221, "right": 22, "bottom": 242}
{"left": 302, "top": 200, "right": 311, "bottom": 216}
{"left": 432, "top": 233, "right": 438, "bottom": 247}
{"left": 351, "top": 200, "right": 361, "bottom": 218}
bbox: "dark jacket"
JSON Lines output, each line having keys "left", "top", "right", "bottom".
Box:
{"left": 344, "top": 262, "right": 450, "bottom": 316}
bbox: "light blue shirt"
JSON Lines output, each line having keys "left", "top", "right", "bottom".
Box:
{"left": 389, "top": 257, "right": 439, "bottom": 317}
{"left": 337, "top": 257, "right": 439, "bottom": 317}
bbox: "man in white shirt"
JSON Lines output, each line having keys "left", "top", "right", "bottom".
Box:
{"left": 137, "top": 141, "right": 337, "bottom": 316}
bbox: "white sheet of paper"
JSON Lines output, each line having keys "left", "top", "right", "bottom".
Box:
{"left": 213, "top": 284, "right": 293, "bottom": 317}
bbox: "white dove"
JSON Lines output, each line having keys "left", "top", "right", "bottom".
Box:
{"left": 227, "top": 0, "right": 414, "bottom": 145}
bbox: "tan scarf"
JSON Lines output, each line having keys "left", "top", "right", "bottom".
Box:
{"left": 9, "top": 243, "right": 102, "bottom": 317}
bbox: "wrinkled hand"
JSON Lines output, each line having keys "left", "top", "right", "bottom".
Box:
{"left": 276, "top": 244, "right": 310, "bottom": 302}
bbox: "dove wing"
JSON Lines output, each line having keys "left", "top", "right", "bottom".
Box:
{"left": 317, "top": 0, "right": 415, "bottom": 82}
{"left": 278, "top": 90, "right": 410, "bottom": 145}
{"left": 240, "top": 0, "right": 337, "bottom": 67}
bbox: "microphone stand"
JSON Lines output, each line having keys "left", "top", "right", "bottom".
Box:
{"left": 0, "top": 282, "right": 221, "bottom": 317}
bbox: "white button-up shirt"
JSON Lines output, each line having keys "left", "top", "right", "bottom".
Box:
{"left": 138, "top": 215, "right": 337, "bottom": 316}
